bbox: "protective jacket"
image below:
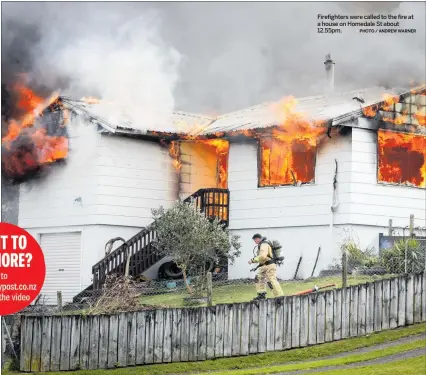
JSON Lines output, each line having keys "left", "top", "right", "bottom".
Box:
{"left": 252, "top": 237, "right": 275, "bottom": 266}
{"left": 252, "top": 237, "right": 284, "bottom": 298}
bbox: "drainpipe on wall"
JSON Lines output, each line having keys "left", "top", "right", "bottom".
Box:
{"left": 329, "top": 160, "right": 339, "bottom": 263}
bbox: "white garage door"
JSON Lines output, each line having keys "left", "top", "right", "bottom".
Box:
{"left": 39, "top": 232, "right": 82, "bottom": 304}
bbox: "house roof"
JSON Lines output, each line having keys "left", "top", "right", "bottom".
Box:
{"left": 201, "top": 86, "right": 405, "bottom": 135}
{"left": 60, "top": 84, "right": 425, "bottom": 138}
{"left": 61, "top": 98, "right": 215, "bottom": 136}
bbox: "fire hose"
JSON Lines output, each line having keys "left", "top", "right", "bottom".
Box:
{"left": 292, "top": 283, "right": 337, "bottom": 296}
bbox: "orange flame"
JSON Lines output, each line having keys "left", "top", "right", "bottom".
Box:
{"left": 167, "top": 97, "right": 326, "bottom": 188}
{"left": 199, "top": 139, "right": 229, "bottom": 189}
{"left": 382, "top": 115, "right": 409, "bottom": 125}
{"left": 362, "top": 93, "right": 401, "bottom": 119}
{"left": 378, "top": 130, "right": 426, "bottom": 188}
{"left": 382, "top": 94, "right": 400, "bottom": 111}
{"left": 413, "top": 94, "right": 426, "bottom": 126}
{"left": 259, "top": 97, "right": 326, "bottom": 186}
{"left": 13, "top": 82, "right": 44, "bottom": 113}
{"left": 413, "top": 112, "right": 426, "bottom": 126}
{"left": 1, "top": 83, "right": 68, "bottom": 179}
{"left": 362, "top": 91, "right": 426, "bottom": 127}
{"left": 362, "top": 105, "right": 379, "bottom": 118}
{"left": 169, "top": 141, "right": 182, "bottom": 171}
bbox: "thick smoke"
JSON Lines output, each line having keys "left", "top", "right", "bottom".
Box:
{"left": 2, "top": 2, "right": 425, "bottom": 116}
{"left": 1, "top": 2, "right": 425, "bottom": 223}
{"left": 161, "top": 1, "right": 424, "bottom": 112}
{"left": 2, "top": 3, "right": 181, "bottom": 131}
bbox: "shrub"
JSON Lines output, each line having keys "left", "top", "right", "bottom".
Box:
{"left": 151, "top": 199, "right": 241, "bottom": 296}
{"left": 381, "top": 238, "right": 425, "bottom": 274}
{"left": 342, "top": 241, "right": 379, "bottom": 271}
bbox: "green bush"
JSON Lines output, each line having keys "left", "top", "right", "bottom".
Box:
{"left": 342, "top": 241, "right": 379, "bottom": 270}
{"left": 381, "top": 238, "right": 425, "bottom": 274}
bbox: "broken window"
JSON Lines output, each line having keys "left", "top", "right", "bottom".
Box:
{"left": 259, "top": 135, "right": 317, "bottom": 187}
{"left": 377, "top": 129, "right": 426, "bottom": 188}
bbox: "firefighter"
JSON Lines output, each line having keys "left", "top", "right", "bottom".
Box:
{"left": 248, "top": 233, "right": 284, "bottom": 300}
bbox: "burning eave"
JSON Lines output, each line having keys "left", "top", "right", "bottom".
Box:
{"left": 2, "top": 95, "right": 70, "bottom": 182}
{"left": 332, "top": 85, "right": 426, "bottom": 135}
{"left": 143, "top": 119, "right": 331, "bottom": 142}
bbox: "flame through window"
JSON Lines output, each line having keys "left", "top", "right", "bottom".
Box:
{"left": 377, "top": 129, "right": 426, "bottom": 188}
{"left": 259, "top": 135, "right": 317, "bottom": 187}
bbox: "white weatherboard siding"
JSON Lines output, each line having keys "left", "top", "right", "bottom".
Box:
{"left": 19, "top": 119, "right": 179, "bottom": 299}
{"left": 228, "top": 127, "right": 426, "bottom": 280}
{"left": 333, "top": 128, "right": 426, "bottom": 258}
{"left": 19, "top": 119, "right": 178, "bottom": 229}
{"left": 227, "top": 136, "right": 352, "bottom": 229}
{"left": 94, "top": 134, "right": 178, "bottom": 227}
{"left": 350, "top": 128, "right": 426, "bottom": 229}
{"left": 229, "top": 226, "right": 331, "bottom": 280}
{"left": 19, "top": 117, "right": 99, "bottom": 228}
{"left": 227, "top": 135, "right": 353, "bottom": 279}
{"left": 39, "top": 232, "right": 82, "bottom": 304}
{"left": 29, "top": 224, "right": 142, "bottom": 295}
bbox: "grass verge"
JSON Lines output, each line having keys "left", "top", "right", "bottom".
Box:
{"left": 204, "top": 338, "right": 425, "bottom": 375}
{"left": 313, "top": 355, "right": 426, "bottom": 375}
{"left": 4, "top": 323, "right": 425, "bottom": 375}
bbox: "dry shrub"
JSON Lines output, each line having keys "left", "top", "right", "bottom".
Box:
{"left": 86, "top": 274, "right": 145, "bottom": 315}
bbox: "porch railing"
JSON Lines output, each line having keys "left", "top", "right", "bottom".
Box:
{"left": 91, "top": 188, "right": 230, "bottom": 290}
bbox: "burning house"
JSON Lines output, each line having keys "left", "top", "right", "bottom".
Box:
{"left": 2, "top": 62, "right": 426, "bottom": 303}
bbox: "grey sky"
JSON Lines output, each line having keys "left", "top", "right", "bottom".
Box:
{"left": 2, "top": 1, "right": 425, "bottom": 115}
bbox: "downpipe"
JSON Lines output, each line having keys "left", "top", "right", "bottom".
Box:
{"left": 330, "top": 159, "right": 339, "bottom": 261}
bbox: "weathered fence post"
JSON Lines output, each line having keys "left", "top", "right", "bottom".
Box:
{"left": 207, "top": 272, "right": 213, "bottom": 307}
{"left": 388, "top": 219, "right": 393, "bottom": 236}
{"left": 424, "top": 241, "right": 426, "bottom": 274}
{"left": 57, "top": 291, "right": 62, "bottom": 309}
{"left": 405, "top": 239, "right": 408, "bottom": 274}
{"left": 342, "top": 250, "right": 348, "bottom": 288}
{"left": 409, "top": 214, "right": 414, "bottom": 237}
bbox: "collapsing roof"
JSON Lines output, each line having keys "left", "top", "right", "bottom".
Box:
{"left": 59, "top": 85, "right": 426, "bottom": 139}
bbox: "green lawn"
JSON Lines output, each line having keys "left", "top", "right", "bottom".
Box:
{"left": 314, "top": 356, "right": 426, "bottom": 375}
{"left": 4, "top": 323, "right": 425, "bottom": 375}
{"left": 142, "top": 274, "right": 393, "bottom": 307}
{"left": 205, "top": 338, "right": 425, "bottom": 374}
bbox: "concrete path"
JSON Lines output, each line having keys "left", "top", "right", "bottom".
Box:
{"left": 272, "top": 333, "right": 426, "bottom": 375}
{"left": 314, "top": 332, "right": 425, "bottom": 360}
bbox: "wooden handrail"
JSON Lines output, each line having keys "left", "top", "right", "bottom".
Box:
{"left": 91, "top": 188, "right": 230, "bottom": 289}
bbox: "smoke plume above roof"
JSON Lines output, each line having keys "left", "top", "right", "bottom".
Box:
{"left": 2, "top": 2, "right": 425, "bottom": 117}
{"left": 2, "top": 3, "right": 181, "bottom": 132}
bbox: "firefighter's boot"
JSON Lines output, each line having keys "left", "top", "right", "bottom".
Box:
{"left": 252, "top": 292, "right": 267, "bottom": 301}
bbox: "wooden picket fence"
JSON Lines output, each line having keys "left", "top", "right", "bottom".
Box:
{"left": 20, "top": 273, "right": 426, "bottom": 372}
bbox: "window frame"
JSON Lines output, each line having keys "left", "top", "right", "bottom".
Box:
{"left": 256, "top": 134, "right": 318, "bottom": 189}
{"left": 376, "top": 128, "right": 426, "bottom": 190}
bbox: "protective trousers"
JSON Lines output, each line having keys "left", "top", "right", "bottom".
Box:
{"left": 255, "top": 263, "right": 284, "bottom": 297}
